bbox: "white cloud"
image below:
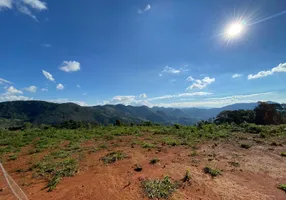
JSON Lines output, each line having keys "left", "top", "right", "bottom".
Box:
{"left": 161, "top": 65, "right": 189, "bottom": 75}
{"left": 56, "top": 83, "right": 64, "bottom": 90}
{"left": 60, "top": 61, "right": 81, "bottom": 72}
{"left": 0, "top": 0, "right": 47, "bottom": 20}
{"left": 148, "top": 92, "right": 212, "bottom": 101}
{"left": 232, "top": 74, "right": 242, "bottom": 78}
{"left": 138, "top": 4, "right": 151, "bottom": 14}
{"left": 17, "top": 5, "right": 37, "bottom": 21}
{"left": 6, "top": 86, "right": 23, "bottom": 94}
{"left": 186, "top": 76, "right": 215, "bottom": 90}
{"left": 42, "top": 70, "right": 55, "bottom": 82}
{"left": 0, "top": 78, "right": 12, "bottom": 84}
{"left": 248, "top": 63, "right": 286, "bottom": 80}
{"left": 159, "top": 73, "right": 163, "bottom": 77}
{"left": 83, "top": 93, "right": 87, "bottom": 96}
{"left": 50, "top": 99, "right": 88, "bottom": 106}
{"left": 0, "top": 0, "right": 12, "bottom": 9}
{"left": 25, "top": 85, "right": 37, "bottom": 92}
{"left": 23, "top": 0, "right": 47, "bottom": 10}
{"left": 42, "top": 43, "right": 52, "bottom": 48}
{"left": 76, "top": 84, "right": 81, "bottom": 88}
{"left": 162, "top": 66, "right": 181, "bottom": 74}
{"left": 41, "top": 88, "right": 48, "bottom": 92}
{"left": 0, "top": 93, "right": 31, "bottom": 101}
{"left": 154, "top": 92, "right": 277, "bottom": 108}
{"left": 139, "top": 93, "right": 148, "bottom": 98}
{"left": 186, "top": 76, "right": 194, "bottom": 81}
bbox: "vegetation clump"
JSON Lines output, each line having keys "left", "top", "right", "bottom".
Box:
{"left": 182, "top": 170, "right": 191, "bottom": 183}
{"left": 142, "top": 142, "right": 155, "bottom": 148}
{"left": 280, "top": 152, "right": 286, "bottom": 157}
{"left": 204, "top": 167, "right": 222, "bottom": 177}
{"left": 141, "top": 176, "right": 179, "bottom": 199}
{"left": 278, "top": 184, "right": 286, "bottom": 192}
{"left": 101, "top": 151, "right": 127, "bottom": 164}
{"left": 240, "top": 143, "right": 251, "bottom": 149}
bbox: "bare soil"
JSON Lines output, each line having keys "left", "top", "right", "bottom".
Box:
{"left": 1, "top": 133, "right": 286, "bottom": 200}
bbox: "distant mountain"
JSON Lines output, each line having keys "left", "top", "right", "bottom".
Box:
{"left": 0, "top": 100, "right": 267, "bottom": 126}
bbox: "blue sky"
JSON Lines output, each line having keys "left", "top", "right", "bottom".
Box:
{"left": 0, "top": 0, "right": 286, "bottom": 108}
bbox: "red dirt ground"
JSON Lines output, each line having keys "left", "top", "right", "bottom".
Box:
{"left": 1, "top": 133, "right": 286, "bottom": 200}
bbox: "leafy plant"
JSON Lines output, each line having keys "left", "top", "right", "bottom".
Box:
{"left": 278, "top": 184, "right": 286, "bottom": 192}
{"left": 142, "top": 142, "right": 155, "bottom": 148}
{"left": 182, "top": 170, "right": 191, "bottom": 183}
{"left": 204, "top": 167, "right": 222, "bottom": 177}
{"left": 101, "top": 152, "right": 127, "bottom": 164}
{"left": 141, "top": 176, "right": 179, "bottom": 199}
{"left": 280, "top": 152, "right": 286, "bottom": 157}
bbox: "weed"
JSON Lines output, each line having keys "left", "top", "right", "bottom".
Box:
{"left": 8, "top": 154, "right": 18, "bottom": 161}
{"left": 99, "top": 144, "right": 108, "bottom": 149}
{"left": 150, "top": 158, "right": 160, "bottom": 165}
{"left": 141, "top": 176, "right": 179, "bottom": 199}
{"left": 204, "top": 167, "right": 222, "bottom": 177}
{"left": 280, "top": 152, "right": 286, "bottom": 157}
{"left": 50, "top": 150, "right": 71, "bottom": 159}
{"left": 190, "top": 151, "right": 198, "bottom": 157}
{"left": 182, "top": 170, "right": 191, "bottom": 183}
{"left": 142, "top": 142, "right": 155, "bottom": 148}
{"left": 278, "top": 184, "right": 286, "bottom": 192}
{"left": 101, "top": 151, "right": 127, "bottom": 164}
{"left": 46, "top": 175, "right": 61, "bottom": 192}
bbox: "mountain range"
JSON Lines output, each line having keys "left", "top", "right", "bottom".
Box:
{"left": 0, "top": 100, "right": 262, "bottom": 126}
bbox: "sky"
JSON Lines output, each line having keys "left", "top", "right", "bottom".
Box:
{"left": 0, "top": 0, "right": 286, "bottom": 108}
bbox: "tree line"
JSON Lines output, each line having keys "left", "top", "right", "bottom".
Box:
{"left": 215, "top": 102, "right": 286, "bottom": 125}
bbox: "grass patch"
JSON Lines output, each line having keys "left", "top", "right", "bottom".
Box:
{"left": 204, "top": 167, "right": 222, "bottom": 177}
{"left": 101, "top": 151, "right": 127, "bottom": 164}
{"left": 142, "top": 142, "right": 155, "bottom": 148}
{"left": 278, "top": 184, "right": 286, "bottom": 192}
{"left": 280, "top": 152, "right": 286, "bottom": 157}
{"left": 141, "top": 176, "right": 179, "bottom": 199}
{"left": 150, "top": 158, "right": 160, "bottom": 165}
{"left": 8, "top": 154, "right": 18, "bottom": 161}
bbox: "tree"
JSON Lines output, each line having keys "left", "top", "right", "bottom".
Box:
{"left": 215, "top": 110, "right": 255, "bottom": 124}
{"left": 115, "top": 119, "right": 122, "bottom": 126}
{"left": 254, "top": 102, "right": 282, "bottom": 125}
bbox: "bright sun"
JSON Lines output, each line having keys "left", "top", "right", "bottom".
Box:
{"left": 226, "top": 22, "right": 244, "bottom": 38}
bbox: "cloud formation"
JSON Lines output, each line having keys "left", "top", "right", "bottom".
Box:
{"left": 41, "top": 88, "right": 48, "bottom": 92}
{"left": 42, "top": 43, "right": 52, "bottom": 48}
{"left": 162, "top": 66, "right": 189, "bottom": 75}
{"left": 148, "top": 92, "right": 212, "bottom": 101}
{"left": 0, "top": 0, "right": 47, "bottom": 20}
{"left": 0, "top": 93, "right": 31, "bottom": 101}
{"left": 248, "top": 63, "right": 286, "bottom": 79}
{"left": 232, "top": 74, "right": 242, "bottom": 78}
{"left": 138, "top": 4, "right": 151, "bottom": 14}
{"left": 56, "top": 83, "right": 64, "bottom": 90}
{"left": 0, "top": 0, "right": 12, "bottom": 9}
{"left": 42, "top": 70, "right": 55, "bottom": 82}
{"left": 60, "top": 61, "right": 81, "bottom": 72}
{"left": 0, "top": 77, "right": 12, "bottom": 85}
{"left": 6, "top": 86, "right": 23, "bottom": 94}
{"left": 139, "top": 93, "right": 147, "bottom": 98}
{"left": 186, "top": 77, "right": 215, "bottom": 90}
{"left": 25, "top": 85, "right": 37, "bottom": 92}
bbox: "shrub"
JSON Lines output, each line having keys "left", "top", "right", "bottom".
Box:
{"left": 141, "top": 176, "right": 179, "bottom": 199}
{"left": 182, "top": 170, "right": 191, "bottom": 183}
{"left": 278, "top": 184, "right": 286, "bottom": 192}
{"left": 204, "top": 167, "right": 222, "bottom": 177}
{"left": 240, "top": 143, "right": 251, "bottom": 149}
{"left": 101, "top": 152, "right": 127, "bottom": 164}
{"left": 280, "top": 152, "right": 286, "bottom": 157}
{"left": 142, "top": 142, "right": 155, "bottom": 148}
